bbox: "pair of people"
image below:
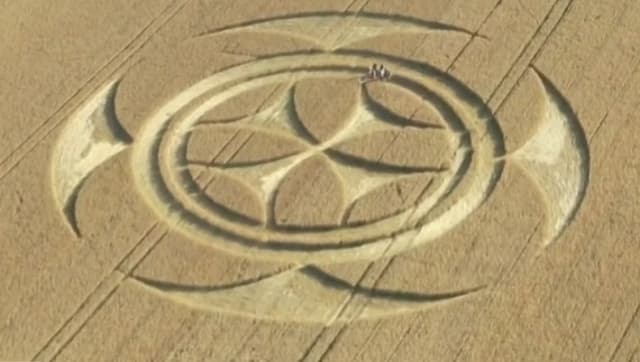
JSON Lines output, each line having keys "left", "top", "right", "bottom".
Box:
{"left": 361, "top": 63, "right": 391, "bottom": 83}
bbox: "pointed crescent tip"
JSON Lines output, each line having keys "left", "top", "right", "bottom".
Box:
{"left": 63, "top": 193, "right": 82, "bottom": 238}
{"left": 128, "top": 275, "right": 168, "bottom": 294}
{"left": 530, "top": 65, "right": 561, "bottom": 97}
{"left": 453, "top": 284, "right": 488, "bottom": 300}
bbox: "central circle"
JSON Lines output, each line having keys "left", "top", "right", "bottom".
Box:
{"left": 132, "top": 53, "right": 501, "bottom": 263}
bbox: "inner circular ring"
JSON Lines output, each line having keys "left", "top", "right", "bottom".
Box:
{"left": 132, "top": 53, "right": 501, "bottom": 263}
{"left": 169, "top": 71, "right": 464, "bottom": 239}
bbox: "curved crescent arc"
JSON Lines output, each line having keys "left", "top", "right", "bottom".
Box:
{"left": 510, "top": 68, "right": 590, "bottom": 246}
{"left": 130, "top": 266, "right": 480, "bottom": 325}
{"left": 197, "top": 12, "right": 475, "bottom": 50}
{"left": 51, "top": 80, "right": 131, "bottom": 236}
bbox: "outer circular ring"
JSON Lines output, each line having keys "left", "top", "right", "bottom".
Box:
{"left": 131, "top": 52, "right": 504, "bottom": 264}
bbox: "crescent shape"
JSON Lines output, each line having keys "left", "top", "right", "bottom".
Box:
{"left": 130, "top": 267, "right": 480, "bottom": 325}
{"left": 197, "top": 12, "right": 476, "bottom": 51}
{"left": 51, "top": 80, "right": 131, "bottom": 236}
{"left": 510, "top": 68, "right": 590, "bottom": 246}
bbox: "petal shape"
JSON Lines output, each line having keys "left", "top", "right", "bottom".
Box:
{"left": 186, "top": 125, "right": 307, "bottom": 166}
{"left": 293, "top": 77, "right": 361, "bottom": 142}
{"left": 191, "top": 171, "right": 266, "bottom": 225}
{"left": 198, "top": 83, "right": 289, "bottom": 123}
{"left": 331, "top": 128, "right": 453, "bottom": 171}
{"left": 364, "top": 81, "right": 445, "bottom": 128}
{"left": 344, "top": 174, "right": 434, "bottom": 225}
{"left": 273, "top": 155, "right": 345, "bottom": 230}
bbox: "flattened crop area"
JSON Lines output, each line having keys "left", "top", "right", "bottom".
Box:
{"left": 1, "top": 1, "right": 639, "bottom": 361}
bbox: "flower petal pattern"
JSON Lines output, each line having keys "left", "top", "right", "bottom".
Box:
{"left": 273, "top": 155, "right": 345, "bottom": 230}
{"left": 365, "top": 81, "right": 446, "bottom": 128}
{"left": 293, "top": 78, "right": 361, "bottom": 142}
{"left": 344, "top": 174, "right": 435, "bottom": 225}
{"left": 191, "top": 171, "right": 265, "bottom": 225}
{"left": 331, "top": 128, "right": 453, "bottom": 171}
{"left": 186, "top": 125, "right": 307, "bottom": 166}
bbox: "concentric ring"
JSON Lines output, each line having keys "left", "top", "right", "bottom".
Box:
{"left": 131, "top": 52, "right": 504, "bottom": 263}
